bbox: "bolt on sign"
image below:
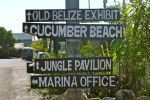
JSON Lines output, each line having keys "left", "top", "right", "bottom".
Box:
{"left": 31, "top": 75, "right": 117, "bottom": 88}
{"left": 32, "top": 57, "right": 112, "bottom": 73}
{"left": 23, "top": 23, "right": 123, "bottom": 39}
{"left": 26, "top": 9, "right": 120, "bottom": 22}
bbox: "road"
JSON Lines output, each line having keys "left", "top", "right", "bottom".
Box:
{"left": 0, "top": 58, "right": 40, "bottom": 100}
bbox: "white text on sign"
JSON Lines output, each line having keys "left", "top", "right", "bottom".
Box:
{"left": 23, "top": 23, "right": 123, "bottom": 39}
{"left": 34, "top": 57, "right": 112, "bottom": 73}
{"left": 31, "top": 75, "right": 117, "bottom": 88}
{"left": 26, "top": 9, "right": 120, "bottom": 22}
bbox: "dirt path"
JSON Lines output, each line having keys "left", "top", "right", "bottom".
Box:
{"left": 0, "top": 59, "right": 40, "bottom": 100}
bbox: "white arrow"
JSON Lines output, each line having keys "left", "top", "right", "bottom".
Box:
{"left": 35, "top": 61, "right": 39, "bottom": 69}
{"left": 29, "top": 62, "right": 34, "bottom": 67}
{"left": 26, "top": 11, "right": 32, "bottom": 21}
{"left": 32, "top": 79, "right": 38, "bottom": 84}
{"left": 24, "top": 25, "right": 28, "bottom": 33}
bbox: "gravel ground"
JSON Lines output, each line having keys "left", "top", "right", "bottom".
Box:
{"left": 0, "top": 58, "right": 41, "bottom": 100}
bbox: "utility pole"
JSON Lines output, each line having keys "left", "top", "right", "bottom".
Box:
{"left": 88, "top": 0, "right": 90, "bottom": 9}
{"left": 103, "top": 0, "right": 107, "bottom": 8}
{"left": 139, "top": 0, "right": 142, "bottom": 4}
{"left": 123, "top": 0, "right": 125, "bottom": 4}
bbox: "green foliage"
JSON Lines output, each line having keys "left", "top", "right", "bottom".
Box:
{"left": 31, "top": 40, "right": 45, "bottom": 52}
{"left": 80, "top": 0, "right": 150, "bottom": 98}
{"left": 116, "top": 0, "right": 150, "bottom": 95}
{"left": 38, "top": 88, "right": 66, "bottom": 97}
{"left": 81, "top": 41, "right": 99, "bottom": 57}
{"left": 0, "top": 27, "right": 15, "bottom": 58}
{"left": 31, "top": 39, "right": 67, "bottom": 97}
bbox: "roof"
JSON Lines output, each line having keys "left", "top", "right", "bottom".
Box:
{"left": 13, "top": 33, "right": 32, "bottom": 40}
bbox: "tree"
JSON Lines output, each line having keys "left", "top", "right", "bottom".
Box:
{"left": 113, "top": 0, "right": 150, "bottom": 96}
{"left": 81, "top": 0, "right": 150, "bottom": 97}
{"left": 0, "top": 27, "right": 15, "bottom": 58}
{"left": 103, "top": 0, "right": 150, "bottom": 96}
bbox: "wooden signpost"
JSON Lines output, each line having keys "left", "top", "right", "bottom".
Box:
{"left": 23, "top": 0, "right": 123, "bottom": 99}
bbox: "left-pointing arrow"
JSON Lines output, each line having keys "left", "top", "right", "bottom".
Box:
{"left": 32, "top": 79, "right": 38, "bottom": 84}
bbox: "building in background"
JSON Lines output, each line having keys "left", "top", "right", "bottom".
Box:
{"left": 13, "top": 33, "right": 32, "bottom": 48}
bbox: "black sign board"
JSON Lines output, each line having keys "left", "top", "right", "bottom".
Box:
{"left": 26, "top": 9, "right": 120, "bottom": 22}
{"left": 27, "top": 62, "right": 34, "bottom": 73}
{"left": 23, "top": 23, "right": 123, "bottom": 39}
{"left": 32, "top": 57, "right": 112, "bottom": 73}
{"left": 31, "top": 75, "right": 117, "bottom": 88}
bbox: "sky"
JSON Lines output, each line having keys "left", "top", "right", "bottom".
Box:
{"left": 0, "top": 0, "right": 123, "bottom": 33}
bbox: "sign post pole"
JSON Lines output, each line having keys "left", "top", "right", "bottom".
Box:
{"left": 66, "top": 0, "right": 81, "bottom": 100}
{"left": 65, "top": 0, "right": 87, "bottom": 100}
